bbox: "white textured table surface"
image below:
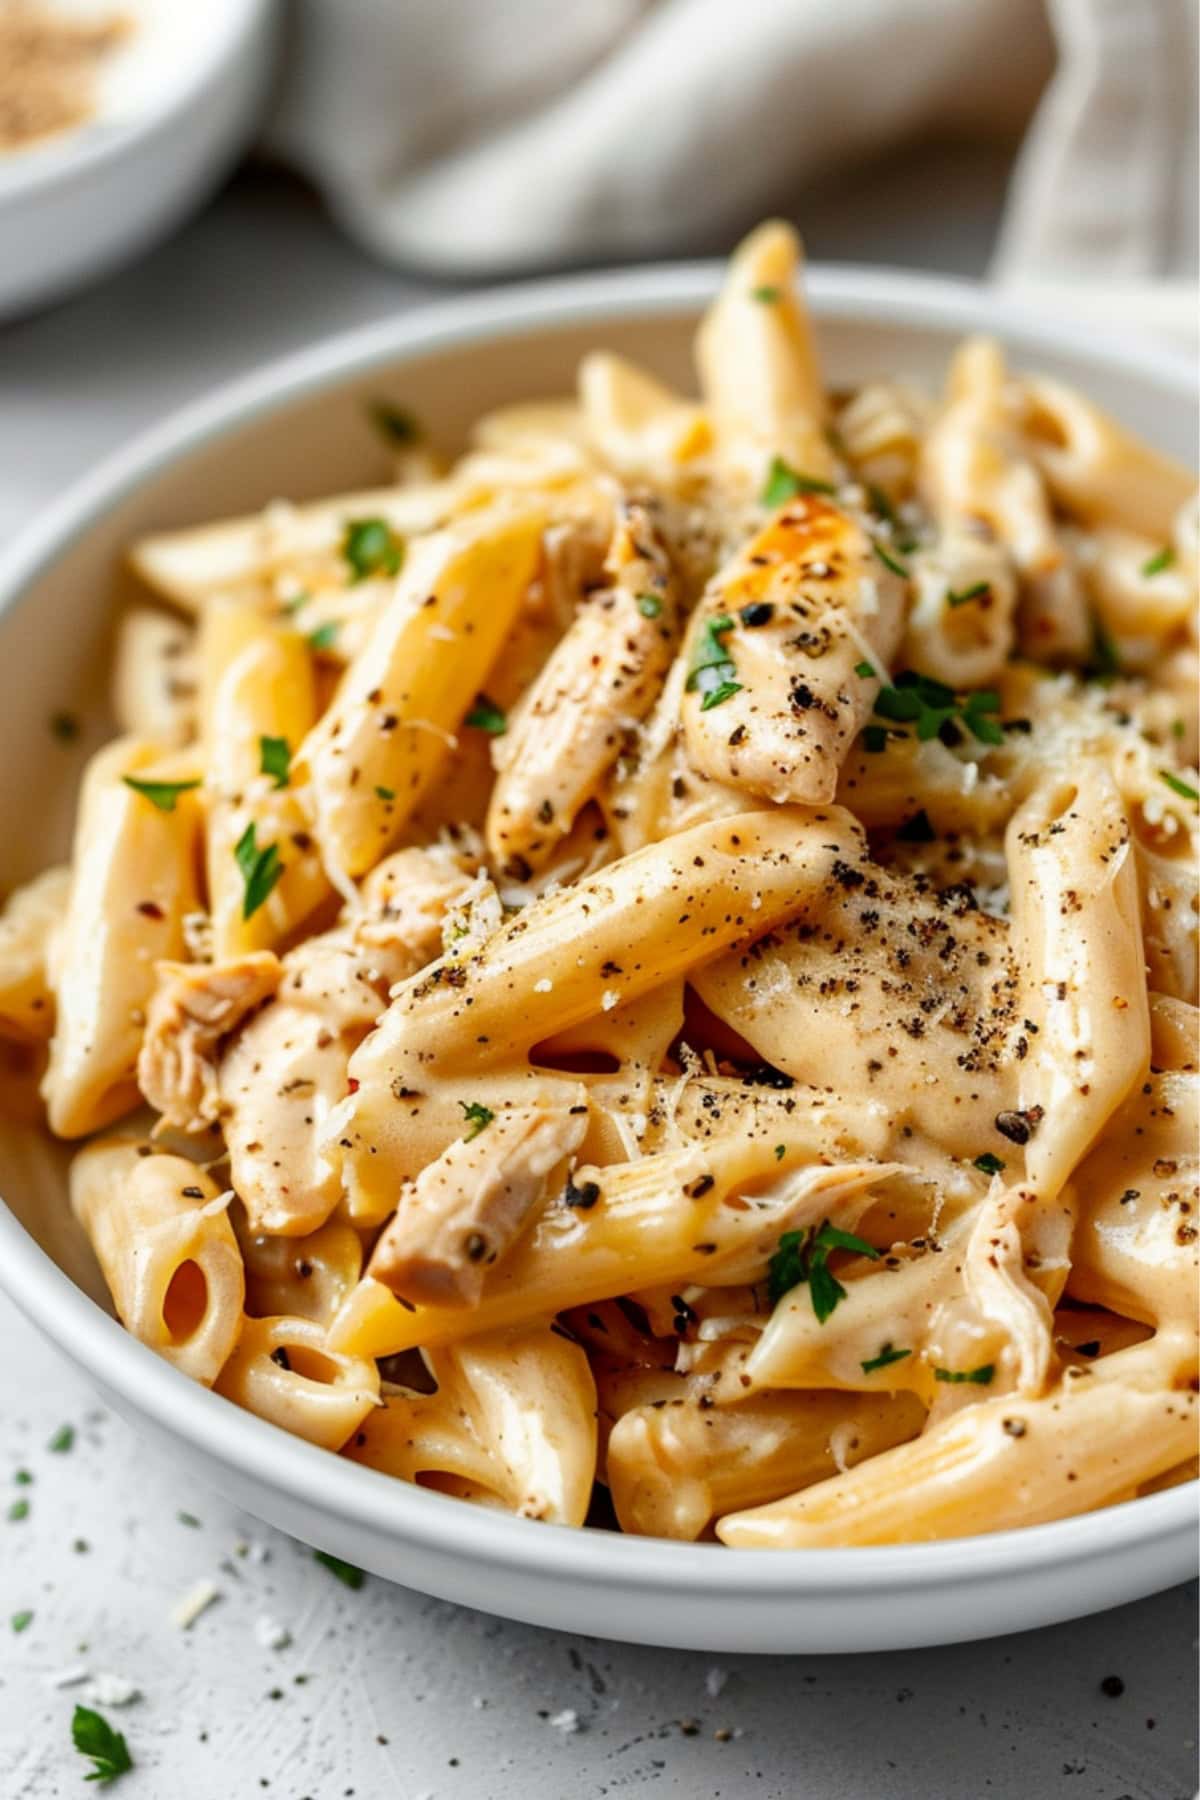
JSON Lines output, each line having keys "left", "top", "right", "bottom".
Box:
{"left": 1, "top": 166, "right": 1196, "bottom": 1800}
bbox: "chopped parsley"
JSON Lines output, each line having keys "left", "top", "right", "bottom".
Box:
{"left": 750, "top": 285, "right": 780, "bottom": 303}
{"left": 375, "top": 785, "right": 395, "bottom": 801}
{"left": 259, "top": 736, "right": 291, "bottom": 788}
{"left": 121, "top": 775, "right": 200, "bottom": 814}
{"left": 1160, "top": 769, "right": 1199, "bottom": 803}
{"left": 369, "top": 401, "right": 422, "bottom": 446}
{"left": 871, "top": 671, "right": 1004, "bottom": 747}
{"left": 861, "top": 1343, "right": 911, "bottom": 1375}
{"left": 1085, "top": 614, "right": 1122, "bottom": 682}
{"left": 234, "top": 822, "right": 284, "bottom": 922}
{"left": 934, "top": 1364, "right": 995, "bottom": 1385}
{"left": 460, "top": 1101, "right": 494, "bottom": 1141}
{"left": 313, "top": 1550, "right": 365, "bottom": 1589}
{"left": 50, "top": 711, "right": 80, "bottom": 742}
{"left": 13, "top": 1469, "right": 31, "bottom": 1485}
{"left": 1141, "top": 545, "right": 1175, "bottom": 577}
{"left": 342, "top": 517, "right": 404, "bottom": 583}
{"left": 47, "top": 1423, "right": 74, "bottom": 1453}
{"left": 767, "top": 1220, "right": 880, "bottom": 1321}
{"left": 7, "top": 1499, "right": 29, "bottom": 1521}
{"left": 687, "top": 615, "right": 742, "bottom": 712}
{"left": 11, "top": 1609, "right": 32, "bottom": 1633}
{"left": 636, "top": 593, "right": 663, "bottom": 619}
{"left": 307, "top": 620, "right": 340, "bottom": 653}
{"left": 854, "top": 659, "right": 876, "bottom": 678}
{"left": 281, "top": 589, "right": 312, "bottom": 616}
{"left": 72, "top": 1705, "right": 133, "bottom": 1785}
{"left": 872, "top": 540, "right": 911, "bottom": 581}
{"left": 760, "top": 456, "right": 837, "bottom": 508}
{"left": 774, "top": 1144, "right": 786, "bottom": 1161}
{"left": 176, "top": 1511, "right": 201, "bottom": 1528}
{"left": 465, "top": 695, "right": 507, "bottom": 735}
{"left": 946, "top": 580, "right": 991, "bottom": 607}
{"left": 973, "top": 1152, "right": 1006, "bottom": 1176}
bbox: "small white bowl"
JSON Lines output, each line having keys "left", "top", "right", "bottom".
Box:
{"left": 0, "top": 0, "right": 276, "bottom": 320}
{"left": 0, "top": 264, "right": 1193, "bottom": 1652}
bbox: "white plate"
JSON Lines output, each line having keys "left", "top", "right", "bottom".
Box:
{"left": 0, "top": 264, "right": 1194, "bottom": 1653}
{"left": 0, "top": 0, "right": 276, "bottom": 320}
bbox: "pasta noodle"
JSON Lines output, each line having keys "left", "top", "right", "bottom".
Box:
{"left": 19, "top": 219, "right": 1195, "bottom": 1545}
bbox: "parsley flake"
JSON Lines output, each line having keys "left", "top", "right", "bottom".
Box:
{"left": 11, "top": 1609, "right": 32, "bottom": 1633}
{"left": 872, "top": 540, "right": 911, "bottom": 580}
{"left": 8, "top": 1499, "right": 29, "bottom": 1522}
{"left": 465, "top": 695, "right": 507, "bottom": 736}
{"left": 1085, "top": 614, "right": 1122, "bottom": 682}
{"left": 176, "top": 1511, "right": 201, "bottom": 1528}
{"left": 369, "top": 401, "right": 422, "bottom": 446}
{"left": 687, "top": 614, "right": 742, "bottom": 711}
{"left": 121, "top": 775, "right": 200, "bottom": 814}
{"left": 934, "top": 1364, "right": 995, "bottom": 1385}
{"left": 374, "top": 785, "right": 395, "bottom": 801}
{"left": 342, "top": 517, "right": 404, "bottom": 583}
{"left": 871, "top": 671, "right": 1004, "bottom": 748}
{"left": 947, "top": 580, "right": 990, "bottom": 608}
{"left": 307, "top": 620, "right": 340, "bottom": 653}
{"left": 760, "top": 457, "right": 837, "bottom": 508}
{"left": 460, "top": 1101, "right": 494, "bottom": 1141}
{"left": 47, "top": 1423, "right": 74, "bottom": 1453}
{"left": 854, "top": 659, "right": 876, "bottom": 678}
{"left": 1141, "top": 545, "right": 1175, "bottom": 577}
{"left": 636, "top": 593, "right": 663, "bottom": 619}
{"left": 1160, "top": 769, "right": 1199, "bottom": 803}
{"left": 314, "top": 1550, "right": 365, "bottom": 1589}
{"left": 234, "top": 822, "right": 284, "bottom": 922}
{"left": 767, "top": 1220, "right": 880, "bottom": 1321}
{"left": 973, "top": 1152, "right": 1006, "bottom": 1176}
{"left": 774, "top": 1144, "right": 786, "bottom": 1161}
{"left": 750, "top": 285, "right": 780, "bottom": 303}
{"left": 861, "top": 1343, "right": 911, "bottom": 1375}
{"left": 71, "top": 1705, "right": 133, "bottom": 1785}
{"left": 259, "top": 736, "right": 291, "bottom": 788}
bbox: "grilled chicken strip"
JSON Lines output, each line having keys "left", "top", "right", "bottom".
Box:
{"left": 368, "top": 1101, "right": 588, "bottom": 1306}
{"left": 681, "top": 493, "right": 907, "bottom": 806}
{"left": 218, "top": 842, "right": 480, "bottom": 1234}
{"left": 486, "top": 498, "right": 678, "bottom": 875}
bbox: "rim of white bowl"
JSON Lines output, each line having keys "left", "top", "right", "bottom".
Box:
{"left": 0, "top": 260, "right": 1194, "bottom": 1598}
{"left": 0, "top": 0, "right": 274, "bottom": 202}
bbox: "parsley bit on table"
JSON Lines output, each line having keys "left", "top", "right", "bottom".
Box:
{"left": 313, "top": 1550, "right": 365, "bottom": 1589}
{"left": 71, "top": 1704, "right": 133, "bottom": 1786}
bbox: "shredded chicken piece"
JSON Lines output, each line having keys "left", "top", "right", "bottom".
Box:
{"left": 369, "top": 1103, "right": 588, "bottom": 1306}
{"left": 138, "top": 954, "right": 281, "bottom": 1133}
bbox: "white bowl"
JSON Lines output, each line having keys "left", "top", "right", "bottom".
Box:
{"left": 0, "top": 265, "right": 1193, "bottom": 1653}
{"left": 0, "top": 0, "right": 277, "bottom": 321}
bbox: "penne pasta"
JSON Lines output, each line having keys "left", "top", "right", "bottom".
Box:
{"left": 29, "top": 218, "right": 1196, "bottom": 1544}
